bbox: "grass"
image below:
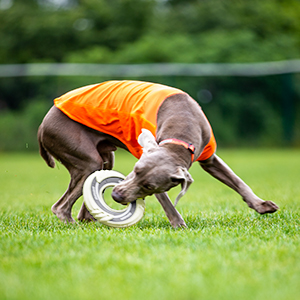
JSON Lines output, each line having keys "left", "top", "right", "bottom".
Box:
{"left": 0, "top": 149, "right": 299, "bottom": 300}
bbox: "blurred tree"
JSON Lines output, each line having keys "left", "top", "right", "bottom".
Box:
{"left": 1, "top": 0, "right": 300, "bottom": 64}
{"left": 0, "top": 0, "right": 156, "bottom": 63}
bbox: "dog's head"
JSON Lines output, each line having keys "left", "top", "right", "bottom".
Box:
{"left": 112, "top": 129, "right": 193, "bottom": 205}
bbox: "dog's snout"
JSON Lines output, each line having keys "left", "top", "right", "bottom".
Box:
{"left": 111, "top": 190, "right": 126, "bottom": 204}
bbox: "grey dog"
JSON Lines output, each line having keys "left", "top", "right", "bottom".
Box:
{"left": 38, "top": 81, "right": 278, "bottom": 228}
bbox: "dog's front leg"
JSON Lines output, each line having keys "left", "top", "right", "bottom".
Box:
{"left": 155, "top": 193, "right": 187, "bottom": 228}
{"left": 200, "top": 154, "right": 279, "bottom": 214}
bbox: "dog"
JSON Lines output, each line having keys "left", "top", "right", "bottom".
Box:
{"left": 38, "top": 80, "right": 279, "bottom": 228}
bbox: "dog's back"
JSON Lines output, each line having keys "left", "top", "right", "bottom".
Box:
{"left": 53, "top": 80, "right": 185, "bottom": 159}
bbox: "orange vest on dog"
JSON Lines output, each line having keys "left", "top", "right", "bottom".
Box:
{"left": 54, "top": 80, "right": 216, "bottom": 161}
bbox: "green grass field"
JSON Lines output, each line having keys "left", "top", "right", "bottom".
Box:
{"left": 0, "top": 149, "right": 299, "bottom": 300}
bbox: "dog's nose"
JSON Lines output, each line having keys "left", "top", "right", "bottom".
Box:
{"left": 111, "top": 190, "right": 126, "bottom": 204}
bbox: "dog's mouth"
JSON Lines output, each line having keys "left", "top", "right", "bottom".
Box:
{"left": 111, "top": 190, "right": 125, "bottom": 203}
{"left": 111, "top": 190, "right": 147, "bottom": 205}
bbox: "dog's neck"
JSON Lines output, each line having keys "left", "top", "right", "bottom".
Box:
{"left": 156, "top": 93, "right": 208, "bottom": 166}
{"left": 158, "top": 142, "right": 193, "bottom": 168}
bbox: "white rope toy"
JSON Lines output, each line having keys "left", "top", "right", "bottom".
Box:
{"left": 83, "top": 170, "right": 146, "bottom": 228}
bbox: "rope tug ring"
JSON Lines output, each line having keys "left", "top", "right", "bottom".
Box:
{"left": 83, "top": 170, "right": 146, "bottom": 228}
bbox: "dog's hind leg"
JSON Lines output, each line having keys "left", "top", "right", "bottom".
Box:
{"left": 39, "top": 106, "right": 106, "bottom": 223}
{"left": 51, "top": 152, "right": 103, "bottom": 223}
{"left": 77, "top": 150, "right": 115, "bottom": 222}
{"left": 52, "top": 171, "right": 89, "bottom": 223}
{"left": 200, "top": 154, "right": 279, "bottom": 214}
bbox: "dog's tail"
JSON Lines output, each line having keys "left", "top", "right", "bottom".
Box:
{"left": 37, "top": 126, "right": 55, "bottom": 168}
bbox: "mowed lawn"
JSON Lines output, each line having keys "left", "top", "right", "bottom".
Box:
{"left": 0, "top": 149, "right": 299, "bottom": 300}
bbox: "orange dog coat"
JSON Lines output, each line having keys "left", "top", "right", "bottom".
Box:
{"left": 54, "top": 80, "right": 216, "bottom": 161}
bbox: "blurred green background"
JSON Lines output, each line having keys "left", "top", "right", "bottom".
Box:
{"left": 0, "top": 0, "right": 300, "bottom": 151}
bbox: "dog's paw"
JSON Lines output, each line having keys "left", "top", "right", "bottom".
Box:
{"left": 77, "top": 214, "right": 96, "bottom": 222}
{"left": 52, "top": 205, "right": 76, "bottom": 223}
{"left": 256, "top": 200, "right": 279, "bottom": 214}
{"left": 171, "top": 219, "right": 187, "bottom": 229}
{"left": 77, "top": 205, "right": 97, "bottom": 222}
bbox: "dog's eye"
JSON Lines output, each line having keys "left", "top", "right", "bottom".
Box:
{"left": 143, "top": 184, "right": 154, "bottom": 190}
{"left": 134, "top": 165, "right": 143, "bottom": 176}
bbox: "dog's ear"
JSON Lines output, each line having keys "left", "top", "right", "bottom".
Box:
{"left": 171, "top": 167, "right": 194, "bottom": 207}
{"left": 138, "top": 129, "right": 158, "bottom": 153}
